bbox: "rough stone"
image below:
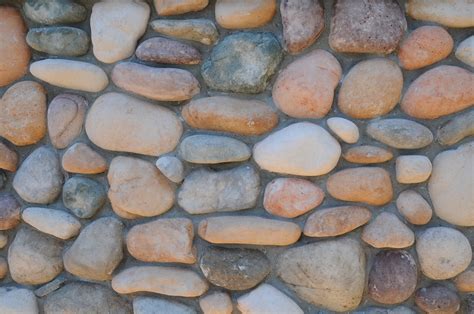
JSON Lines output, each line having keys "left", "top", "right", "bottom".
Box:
{"left": 396, "top": 155, "right": 432, "bottom": 184}
{"left": 154, "top": 0, "right": 208, "bottom": 15}
{"left": 0, "top": 194, "right": 20, "bottom": 231}
{"left": 406, "top": 0, "right": 474, "bottom": 28}
{"left": 134, "top": 297, "right": 196, "bottom": 314}
{"left": 0, "top": 287, "right": 39, "bottom": 314}
{"left": 456, "top": 35, "right": 474, "bottom": 67}
{"left": 26, "top": 27, "right": 89, "bottom": 57}
{"left": 150, "top": 19, "right": 218, "bottom": 45}
{"left": 23, "top": 0, "right": 86, "bottom": 25}
{"left": 155, "top": 156, "right": 184, "bottom": 183}
{"left": 62, "top": 143, "right": 108, "bottom": 174}
{"left": 455, "top": 267, "right": 474, "bottom": 293}
{"left": 415, "top": 285, "right": 461, "bottom": 314}
{"left": 62, "top": 177, "right": 106, "bottom": 219}
{"left": 136, "top": 37, "right": 201, "bottom": 65}
{"left": 367, "top": 119, "right": 433, "bottom": 149}
{"left": 396, "top": 190, "right": 432, "bottom": 225}
{"left": 327, "top": 117, "right": 359, "bottom": 143}
{"left": 22, "top": 207, "right": 81, "bottom": 240}
{"left": 215, "top": 0, "right": 276, "bottom": 29}
{"left": 237, "top": 284, "right": 303, "bottom": 314}
{"left": 437, "top": 110, "right": 474, "bottom": 146}
{"left": 362, "top": 212, "right": 414, "bottom": 249}
{"left": 200, "top": 292, "right": 233, "bottom": 314}
{"left": 343, "top": 145, "right": 393, "bottom": 164}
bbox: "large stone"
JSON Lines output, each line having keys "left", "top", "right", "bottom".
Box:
{"left": 342, "top": 145, "right": 393, "bottom": 164}
{"left": 254, "top": 122, "right": 341, "bottom": 176}
{"left": 0, "top": 143, "right": 17, "bottom": 172}
{"left": 0, "top": 287, "right": 38, "bottom": 314}
{"left": 277, "top": 238, "right": 366, "bottom": 312}
{"left": 62, "top": 177, "right": 106, "bottom": 219}
{"left": 22, "top": 207, "right": 81, "bottom": 240}
{"left": 62, "top": 143, "right": 107, "bottom": 174}
{"left": 134, "top": 297, "right": 195, "bottom": 314}
{"left": 215, "top": 0, "right": 276, "bottom": 29}
{"left": 362, "top": 212, "right": 414, "bottom": 249}
{"left": 0, "top": 194, "right": 20, "bottom": 230}
{"left": 23, "top": 0, "right": 86, "bottom": 25}
{"left": 178, "top": 165, "right": 259, "bottom": 214}
{"left": 150, "top": 19, "right": 218, "bottom": 45}
{"left": 202, "top": 32, "right": 283, "bottom": 93}
{"left": 437, "top": 110, "right": 474, "bottom": 146}
{"left": 136, "top": 37, "right": 201, "bottom": 65}
{"left": 154, "top": 0, "right": 208, "bottom": 15}
{"left": 86, "top": 93, "right": 182, "bottom": 156}
{"left": 26, "top": 27, "right": 89, "bottom": 57}
{"left": 199, "top": 292, "right": 232, "bottom": 314}
{"left": 237, "top": 284, "right": 303, "bottom": 314}
{"left": 415, "top": 285, "right": 461, "bottom": 314}
{"left": 367, "top": 119, "right": 433, "bottom": 149}
{"left": 406, "top": 0, "right": 474, "bottom": 28}
{"left": 396, "top": 190, "right": 432, "bottom": 225}
{"left": 456, "top": 36, "right": 474, "bottom": 67}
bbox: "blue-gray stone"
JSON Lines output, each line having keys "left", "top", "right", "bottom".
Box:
{"left": 24, "top": 0, "right": 87, "bottom": 25}
{"left": 62, "top": 177, "right": 106, "bottom": 219}
{"left": 27, "top": 27, "right": 89, "bottom": 56}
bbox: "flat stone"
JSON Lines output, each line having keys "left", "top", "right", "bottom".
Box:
{"left": 415, "top": 285, "right": 461, "bottom": 314}
{"left": 136, "top": 37, "right": 201, "bottom": 65}
{"left": 34, "top": 277, "right": 66, "bottom": 297}
{"left": 182, "top": 96, "right": 278, "bottom": 136}
{"left": 304, "top": 206, "right": 371, "bottom": 237}
{"left": 273, "top": 49, "right": 342, "bottom": 118}
{"left": 22, "top": 207, "right": 81, "bottom": 240}
{"left": 456, "top": 36, "right": 474, "bottom": 67}
{"left": 200, "top": 292, "right": 232, "bottom": 314}
{"left": 108, "top": 156, "right": 175, "bottom": 218}
{"left": 13, "top": 146, "right": 63, "bottom": 204}
{"left": 23, "top": 0, "right": 86, "bottom": 24}
{"left": 455, "top": 267, "right": 474, "bottom": 293}
{"left": 63, "top": 217, "right": 123, "bottom": 281}
{"left": 215, "top": 0, "right": 276, "bottom": 29}
{"left": 86, "top": 93, "right": 182, "bottom": 156}
{"left": 437, "top": 110, "right": 474, "bottom": 146}
{"left": 367, "top": 119, "right": 433, "bottom": 149}
{"left": 277, "top": 238, "right": 366, "bottom": 312}
{"left": 30, "top": 59, "right": 108, "bottom": 93}
{"left": 126, "top": 218, "right": 196, "bottom": 264}
{"left": 406, "top": 0, "right": 474, "bottom": 28}
{"left": 263, "top": 178, "right": 324, "bottom": 218}
{"left": 8, "top": 227, "right": 63, "bottom": 285}
{"left": 178, "top": 165, "right": 259, "bottom": 214}
{"left": 362, "top": 212, "right": 414, "bottom": 249}
{"left": 155, "top": 156, "right": 184, "bottom": 183}
{"left": 281, "top": 0, "right": 324, "bottom": 54}
{"left": 401, "top": 65, "right": 474, "bottom": 119}
{"left": 202, "top": 32, "right": 283, "bottom": 93}
{"left": 329, "top": 0, "right": 406, "bottom": 54}
{"left": 62, "top": 143, "right": 108, "bottom": 174}
{"left": 396, "top": 155, "right": 432, "bottom": 184}
{"left": 26, "top": 27, "right": 89, "bottom": 57}
{"left": 368, "top": 250, "right": 418, "bottom": 304}
{"left": 200, "top": 247, "right": 270, "bottom": 291}
{"left": 112, "top": 62, "right": 199, "bottom": 101}
{"left": 134, "top": 297, "right": 196, "bottom": 314}
{"left": 327, "top": 167, "right": 393, "bottom": 205}
{"left": 198, "top": 216, "right": 301, "bottom": 246}
{"left": 338, "top": 58, "right": 403, "bottom": 119}
{"left": 112, "top": 266, "right": 209, "bottom": 297}
{"left": 0, "top": 81, "right": 47, "bottom": 146}
{"left": 327, "top": 117, "right": 359, "bottom": 143}
{"left": 91, "top": 0, "right": 149, "bottom": 63}
{"left": 254, "top": 122, "right": 341, "bottom": 176}
{"left": 396, "top": 190, "right": 432, "bottom": 225}
{"left": 179, "top": 135, "right": 250, "bottom": 164}
{"left": 0, "top": 287, "right": 38, "bottom": 314}
{"left": 237, "top": 284, "right": 303, "bottom": 314}
{"left": 150, "top": 19, "right": 218, "bottom": 45}
{"left": 48, "top": 94, "right": 87, "bottom": 149}
{"left": 429, "top": 142, "right": 474, "bottom": 226}
{"left": 62, "top": 177, "right": 106, "bottom": 219}
{"left": 0, "top": 194, "right": 20, "bottom": 230}
{"left": 154, "top": 0, "right": 208, "bottom": 15}
{"left": 398, "top": 26, "right": 453, "bottom": 70}
{"left": 343, "top": 145, "right": 393, "bottom": 164}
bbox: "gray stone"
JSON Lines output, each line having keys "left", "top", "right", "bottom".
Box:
{"left": 202, "top": 32, "right": 283, "bottom": 93}
{"left": 178, "top": 165, "right": 260, "bottom": 214}
{"left": 133, "top": 297, "right": 196, "bottom": 314}
{"left": 0, "top": 193, "right": 20, "bottom": 230}
{"left": 155, "top": 156, "right": 184, "bottom": 183}
{"left": 367, "top": 119, "right": 433, "bottom": 149}
{"left": 0, "top": 171, "right": 5, "bottom": 190}
{"left": 34, "top": 277, "right": 66, "bottom": 298}
{"left": 0, "top": 287, "right": 39, "bottom": 314}
{"left": 415, "top": 285, "right": 460, "bottom": 314}
{"left": 200, "top": 246, "right": 270, "bottom": 291}
{"left": 150, "top": 18, "right": 218, "bottom": 45}
{"left": 26, "top": 27, "right": 89, "bottom": 57}
{"left": 437, "top": 110, "right": 474, "bottom": 146}
{"left": 24, "top": 0, "right": 87, "bottom": 25}
{"left": 136, "top": 37, "right": 202, "bottom": 65}
{"left": 62, "top": 177, "right": 106, "bottom": 219}
{"left": 353, "top": 306, "right": 415, "bottom": 314}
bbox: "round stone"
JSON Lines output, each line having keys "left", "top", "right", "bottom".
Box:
{"left": 23, "top": 0, "right": 87, "bottom": 24}
{"left": 0, "top": 194, "right": 20, "bottom": 230}
{"left": 327, "top": 117, "right": 359, "bottom": 143}
{"left": 367, "top": 119, "right": 433, "bottom": 149}
{"left": 62, "top": 143, "right": 108, "bottom": 175}
{"left": 62, "top": 177, "right": 106, "bottom": 219}
{"left": 396, "top": 190, "right": 432, "bottom": 225}
{"left": 361, "top": 212, "right": 414, "bottom": 249}
{"left": 342, "top": 145, "right": 393, "bottom": 164}
{"left": 215, "top": 0, "right": 276, "bottom": 29}
{"left": 415, "top": 285, "right": 461, "bottom": 314}
{"left": 26, "top": 27, "right": 89, "bottom": 57}
{"left": 0, "top": 288, "right": 39, "bottom": 314}
{"left": 155, "top": 156, "right": 184, "bottom": 183}
{"left": 395, "top": 155, "right": 432, "bottom": 184}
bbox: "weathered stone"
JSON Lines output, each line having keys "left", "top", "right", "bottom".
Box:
{"left": 456, "top": 36, "right": 474, "bottom": 67}
{"left": 179, "top": 135, "right": 250, "bottom": 164}
{"left": 62, "top": 177, "right": 106, "bottom": 219}
{"left": 136, "top": 37, "right": 201, "bottom": 65}
{"left": 367, "top": 119, "right": 433, "bottom": 149}
{"left": 438, "top": 110, "right": 474, "bottom": 146}
{"left": 343, "top": 145, "right": 393, "bottom": 164}
{"left": 455, "top": 267, "right": 474, "bottom": 293}
{"left": 415, "top": 285, "right": 461, "bottom": 314}
{"left": 0, "top": 194, "right": 20, "bottom": 231}
{"left": 237, "top": 284, "right": 303, "bottom": 314}
{"left": 134, "top": 297, "right": 196, "bottom": 314}
{"left": 396, "top": 190, "right": 432, "bottom": 225}
{"left": 62, "top": 143, "right": 108, "bottom": 174}
{"left": 22, "top": 207, "right": 81, "bottom": 240}
{"left": 23, "top": 0, "right": 86, "bottom": 25}
{"left": 154, "top": 0, "right": 208, "bottom": 15}
{"left": 34, "top": 277, "right": 66, "bottom": 298}
{"left": 155, "top": 156, "right": 184, "bottom": 183}
{"left": 200, "top": 292, "right": 232, "bottom": 314}
{"left": 27, "top": 27, "right": 89, "bottom": 57}
{"left": 0, "top": 287, "right": 38, "bottom": 314}
{"left": 406, "top": 0, "right": 474, "bottom": 28}
{"left": 178, "top": 165, "right": 259, "bottom": 214}
{"left": 396, "top": 155, "right": 432, "bottom": 184}
{"left": 150, "top": 19, "right": 218, "bottom": 45}
{"left": 362, "top": 212, "right": 414, "bottom": 249}
{"left": 327, "top": 117, "right": 359, "bottom": 143}
{"left": 215, "top": 0, "right": 276, "bottom": 29}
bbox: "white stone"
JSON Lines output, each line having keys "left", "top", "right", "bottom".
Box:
{"left": 21, "top": 207, "right": 81, "bottom": 240}
{"left": 456, "top": 36, "right": 474, "bottom": 67}
{"left": 327, "top": 117, "right": 360, "bottom": 144}
{"left": 0, "top": 287, "right": 39, "bottom": 314}
{"left": 396, "top": 155, "right": 432, "bottom": 184}
{"left": 133, "top": 297, "right": 196, "bottom": 314}
{"left": 156, "top": 156, "right": 184, "bottom": 183}
{"left": 237, "top": 284, "right": 303, "bottom": 314}
{"left": 200, "top": 292, "right": 233, "bottom": 314}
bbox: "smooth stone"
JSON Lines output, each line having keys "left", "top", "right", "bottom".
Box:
{"left": 150, "top": 19, "right": 218, "bottom": 45}
{"left": 48, "top": 94, "right": 87, "bottom": 149}
{"left": 0, "top": 7, "right": 30, "bottom": 87}
{"left": 406, "top": 0, "right": 474, "bottom": 28}
{"left": 0, "top": 287, "right": 38, "bottom": 314}
{"left": 179, "top": 135, "right": 251, "bottom": 164}
{"left": 22, "top": 207, "right": 81, "bottom": 240}
{"left": 23, "top": 0, "right": 86, "bottom": 24}
{"left": 91, "top": 0, "right": 149, "bottom": 63}
{"left": 455, "top": 267, "right": 474, "bottom": 293}
{"left": 0, "top": 81, "right": 47, "bottom": 146}
{"left": 396, "top": 155, "right": 432, "bottom": 184}
{"left": 338, "top": 58, "right": 403, "bottom": 119}
{"left": 362, "top": 212, "right": 414, "bottom": 249}
{"left": 327, "top": 167, "right": 393, "bottom": 205}
{"left": 327, "top": 117, "right": 359, "bottom": 143}
{"left": 367, "top": 119, "right": 433, "bottom": 149}
{"left": 112, "top": 266, "right": 209, "bottom": 297}
{"left": 429, "top": 142, "right": 474, "bottom": 226}
{"left": 178, "top": 165, "right": 259, "bottom": 214}
{"left": 396, "top": 190, "right": 432, "bottom": 225}
{"left": 182, "top": 96, "right": 278, "bottom": 136}
{"left": 0, "top": 172, "right": 5, "bottom": 190}
{"left": 343, "top": 145, "right": 393, "bottom": 164}
{"left": 0, "top": 194, "right": 20, "bottom": 230}
{"left": 280, "top": 0, "right": 324, "bottom": 54}
{"left": 263, "top": 178, "right": 324, "bottom": 218}
{"left": 254, "top": 122, "right": 341, "bottom": 176}
{"left": 8, "top": 227, "right": 63, "bottom": 285}
{"left": 126, "top": 218, "right": 196, "bottom": 264}
{"left": 353, "top": 306, "right": 416, "bottom": 314}
{"left": 416, "top": 227, "right": 472, "bottom": 280}
{"left": 200, "top": 292, "right": 233, "bottom": 314}
{"left": 26, "top": 27, "right": 89, "bottom": 57}
{"left": 86, "top": 92, "right": 182, "bottom": 156}
{"left": 304, "top": 206, "right": 371, "bottom": 237}
{"left": 155, "top": 156, "right": 184, "bottom": 183}
{"left": 456, "top": 36, "right": 474, "bottom": 67}
{"left": 136, "top": 37, "right": 201, "bottom": 65}
{"left": 277, "top": 238, "right": 365, "bottom": 312}
{"left": 154, "top": 0, "right": 208, "bottom": 15}
{"left": 34, "top": 277, "right": 66, "bottom": 298}
{"left": 62, "top": 177, "right": 106, "bottom": 219}
{"left": 437, "top": 110, "right": 474, "bottom": 145}
{"left": 237, "top": 284, "right": 303, "bottom": 314}
{"left": 108, "top": 156, "right": 175, "bottom": 218}
{"left": 63, "top": 217, "right": 124, "bottom": 281}
{"left": 398, "top": 26, "right": 453, "bottom": 70}
{"left": 200, "top": 247, "right": 270, "bottom": 291}
{"left": 273, "top": 49, "right": 342, "bottom": 118}
{"left": 215, "top": 0, "right": 276, "bottom": 29}
{"left": 401, "top": 65, "right": 474, "bottom": 119}
{"left": 44, "top": 282, "right": 131, "bottom": 314}
{"left": 13, "top": 146, "right": 63, "bottom": 204}
{"left": 329, "top": 0, "right": 406, "bottom": 54}
{"left": 62, "top": 143, "right": 108, "bottom": 174}
{"left": 0, "top": 233, "right": 7, "bottom": 248}
{"left": 134, "top": 297, "right": 196, "bottom": 314}
{"left": 30, "top": 59, "right": 108, "bottom": 93}
{"left": 202, "top": 32, "right": 283, "bottom": 93}
{"left": 368, "top": 250, "right": 418, "bottom": 304}
{"left": 415, "top": 285, "right": 461, "bottom": 314}
{"left": 198, "top": 216, "right": 301, "bottom": 246}
{"left": 0, "top": 258, "right": 7, "bottom": 279}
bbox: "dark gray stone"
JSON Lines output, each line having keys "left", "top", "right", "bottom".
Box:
{"left": 34, "top": 277, "right": 66, "bottom": 297}
{"left": 26, "top": 27, "right": 89, "bottom": 56}
{"left": 62, "top": 177, "right": 106, "bottom": 219}
{"left": 367, "top": 119, "right": 433, "bottom": 149}
{"left": 437, "top": 110, "right": 474, "bottom": 146}
{"left": 24, "top": 0, "right": 87, "bottom": 25}
{"left": 415, "top": 285, "right": 461, "bottom": 314}
{"left": 0, "top": 171, "right": 5, "bottom": 190}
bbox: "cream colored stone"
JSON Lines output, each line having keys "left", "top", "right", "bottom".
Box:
{"left": 154, "top": 0, "right": 208, "bottom": 15}
{"left": 361, "top": 212, "right": 415, "bottom": 249}
{"left": 327, "top": 117, "right": 359, "bottom": 144}
{"left": 62, "top": 143, "right": 107, "bottom": 174}
{"left": 406, "top": 0, "right": 474, "bottom": 28}
{"left": 200, "top": 292, "right": 233, "bottom": 314}
{"left": 396, "top": 155, "right": 432, "bottom": 184}
{"left": 455, "top": 267, "right": 474, "bottom": 293}
{"left": 22, "top": 207, "right": 81, "bottom": 240}
{"left": 237, "top": 284, "right": 303, "bottom": 314}
{"left": 456, "top": 36, "right": 474, "bottom": 67}
{"left": 396, "top": 190, "right": 432, "bottom": 225}
{"left": 216, "top": 0, "right": 276, "bottom": 29}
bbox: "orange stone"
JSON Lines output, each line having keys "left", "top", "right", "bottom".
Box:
{"left": 0, "top": 142, "right": 18, "bottom": 172}
{"left": 215, "top": 0, "right": 276, "bottom": 29}
{"left": 62, "top": 143, "right": 107, "bottom": 174}
{"left": 455, "top": 267, "right": 474, "bottom": 293}
{"left": 342, "top": 145, "right": 393, "bottom": 164}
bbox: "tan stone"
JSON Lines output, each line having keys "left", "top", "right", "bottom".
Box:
{"left": 0, "top": 143, "right": 17, "bottom": 172}
{"left": 362, "top": 212, "right": 415, "bottom": 249}
{"left": 62, "top": 143, "right": 107, "bottom": 174}
{"left": 406, "top": 0, "right": 474, "bottom": 28}
{"left": 0, "top": 257, "right": 7, "bottom": 280}
{"left": 154, "top": 0, "right": 208, "bottom": 15}
{"left": 455, "top": 267, "right": 474, "bottom": 293}
{"left": 456, "top": 36, "right": 474, "bottom": 67}
{"left": 216, "top": 0, "right": 276, "bottom": 29}
{"left": 200, "top": 292, "right": 232, "bottom": 314}
{"left": 396, "top": 155, "right": 432, "bottom": 184}
{"left": 237, "top": 284, "right": 303, "bottom": 314}
{"left": 342, "top": 145, "right": 393, "bottom": 164}
{"left": 327, "top": 117, "right": 359, "bottom": 144}
{"left": 21, "top": 207, "right": 81, "bottom": 240}
{"left": 396, "top": 190, "right": 432, "bottom": 225}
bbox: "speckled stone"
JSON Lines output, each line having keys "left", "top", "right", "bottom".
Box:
{"left": 26, "top": 27, "right": 89, "bottom": 57}
{"left": 406, "top": 0, "right": 474, "bottom": 28}
{"left": 361, "top": 212, "right": 414, "bottom": 249}
{"left": 24, "top": 0, "right": 87, "bottom": 25}
{"left": 415, "top": 285, "right": 460, "bottom": 314}
{"left": 62, "top": 177, "right": 106, "bottom": 219}
{"left": 437, "top": 110, "right": 474, "bottom": 146}
{"left": 367, "top": 119, "right": 433, "bottom": 149}
{"left": 136, "top": 37, "right": 201, "bottom": 65}
{"left": 150, "top": 19, "right": 218, "bottom": 45}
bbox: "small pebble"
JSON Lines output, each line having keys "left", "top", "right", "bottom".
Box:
{"left": 415, "top": 285, "right": 460, "bottom": 314}
{"left": 34, "top": 277, "right": 66, "bottom": 298}
{"left": 342, "top": 145, "right": 393, "bottom": 164}
{"left": 455, "top": 267, "right": 474, "bottom": 293}
{"left": 396, "top": 190, "right": 432, "bottom": 225}
{"left": 62, "top": 143, "right": 108, "bottom": 175}
{"left": 21, "top": 207, "right": 81, "bottom": 240}
{"left": 215, "top": 0, "right": 276, "bottom": 29}
{"left": 0, "top": 257, "right": 7, "bottom": 279}
{"left": 0, "top": 143, "right": 17, "bottom": 172}
{"left": 200, "top": 292, "right": 233, "bottom": 314}
{"left": 0, "top": 232, "right": 7, "bottom": 249}
{"left": 327, "top": 117, "right": 359, "bottom": 143}
{"left": 62, "top": 177, "right": 106, "bottom": 219}
{"left": 0, "top": 194, "right": 20, "bottom": 230}
{"left": 361, "top": 212, "right": 414, "bottom": 249}
{"left": 150, "top": 19, "right": 218, "bottom": 45}
{"left": 237, "top": 284, "right": 303, "bottom": 314}
{"left": 396, "top": 155, "right": 432, "bottom": 184}
{"left": 155, "top": 156, "right": 184, "bottom": 183}
{"left": 136, "top": 37, "right": 201, "bottom": 65}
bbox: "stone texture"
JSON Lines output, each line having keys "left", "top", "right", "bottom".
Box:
{"left": 215, "top": 0, "right": 276, "bottom": 29}
{"left": 254, "top": 122, "right": 341, "bottom": 176}
{"left": 134, "top": 297, "right": 196, "bottom": 314}
{"left": 329, "top": 0, "right": 406, "bottom": 54}
{"left": 86, "top": 92, "right": 182, "bottom": 156}
{"left": 367, "top": 119, "right": 433, "bottom": 149}
{"left": 0, "top": 258, "right": 7, "bottom": 280}
{"left": 456, "top": 35, "right": 474, "bottom": 67}
{"left": 0, "top": 194, "right": 20, "bottom": 230}
{"left": 343, "top": 145, "right": 393, "bottom": 164}
{"left": 338, "top": 58, "right": 403, "bottom": 119}
{"left": 406, "top": 0, "right": 474, "bottom": 28}
{"left": 237, "top": 284, "right": 303, "bottom": 314}
{"left": 273, "top": 49, "right": 342, "bottom": 118}
{"left": 396, "top": 155, "right": 432, "bottom": 184}
{"left": 0, "top": 233, "right": 7, "bottom": 249}
{"left": 136, "top": 37, "right": 201, "bottom": 65}
{"left": 154, "top": 0, "right": 208, "bottom": 15}
{"left": 155, "top": 156, "right": 184, "bottom": 183}
{"left": 437, "top": 110, "right": 474, "bottom": 146}
{"left": 62, "top": 177, "right": 106, "bottom": 219}
{"left": 455, "top": 268, "right": 474, "bottom": 293}
{"left": 415, "top": 285, "right": 461, "bottom": 314}
{"left": 150, "top": 18, "right": 218, "bottom": 45}
{"left": 277, "top": 238, "right": 366, "bottom": 312}
{"left": 22, "top": 207, "right": 81, "bottom": 240}
{"left": 23, "top": 0, "right": 86, "bottom": 25}
{"left": 200, "top": 292, "right": 232, "bottom": 314}
{"left": 362, "top": 212, "right": 414, "bottom": 249}
{"left": 62, "top": 143, "right": 107, "bottom": 174}
{"left": 0, "top": 287, "right": 39, "bottom": 314}
{"left": 396, "top": 190, "right": 432, "bottom": 225}
{"left": 327, "top": 117, "right": 359, "bottom": 143}
{"left": 34, "top": 277, "right": 66, "bottom": 298}
{"left": 26, "top": 27, "right": 89, "bottom": 57}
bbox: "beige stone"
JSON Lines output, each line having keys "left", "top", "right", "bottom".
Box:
{"left": 237, "top": 284, "right": 303, "bottom": 314}
{"left": 396, "top": 155, "right": 432, "bottom": 184}
{"left": 342, "top": 145, "right": 393, "bottom": 164}
{"left": 455, "top": 267, "right": 474, "bottom": 293}
{"left": 154, "top": 0, "right": 208, "bottom": 15}
{"left": 327, "top": 117, "right": 359, "bottom": 144}
{"left": 215, "top": 0, "right": 276, "bottom": 29}
{"left": 456, "top": 36, "right": 474, "bottom": 67}
{"left": 62, "top": 143, "right": 107, "bottom": 174}
{"left": 200, "top": 292, "right": 233, "bottom": 314}
{"left": 362, "top": 212, "right": 415, "bottom": 249}
{"left": 21, "top": 207, "right": 81, "bottom": 240}
{"left": 406, "top": 0, "right": 474, "bottom": 28}
{"left": 0, "top": 143, "right": 17, "bottom": 172}
{"left": 396, "top": 190, "right": 432, "bottom": 225}
{"left": 0, "top": 257, "right": 7, "bottom": 280}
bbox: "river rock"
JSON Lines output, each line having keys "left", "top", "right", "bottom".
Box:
{"left": 406, "top": 0, "right": 474, "bottom": 28}
{"left": 338, "top": 58, "right": 403, "bottom": 119}
{"left": 0, "top": 258, "right": 7, "bottom": 279}
{"left": 200, "top": 292, "right": 232, "bottom": 314}
{"left": 62, "top": 143, "right": 108, "bottom": 174}
{"left": 22, "top": 207, "right": 81, "bottom": 240}
{"left": 154, "top": 0, "right": 208, "bottom": 15}
{"left": 0, "top": 194, "right": 20, "bottom": 230}
{"left": 150, "top": 18, "right": 218, "bottom": 45}
{"left": 23, "top": 0, "right": 86, "bottom": 24}
{"left": 362, "top": 212, "right": 414, "bottom": 248}
{"left": 0, "top": 143, "right": 17, "bottom": 172}
{"left": 0, "top": 172, "right": 5, "bottom": 190}
{"left": 179, "top": 135, "right": 250, "bottom": 164}
{"left": 26, "top": 27, "right": 89, "bottom": 57}
{"left": 254, "top": 122, "right": 341, "bottom": 176}
{"left": 0, "top": 287, "right": 38, "bottom": 314}
{"left": 343, "top": 145, "right": 393, "bottom": 164}
{"left": 396, "top": 190, "right": 432, "bottom": 225}
{"left": 456, "top": 35, "right": 474, "bottom": 67}
{"left": 237, "top": 284, "right": 303, "bottom": 314}
{"left": 438, "top": 110, "right": 474, "bottom": 146}
{"left": 62, "top": 177, "right": 106, "bottom": 219}
{"left": 134, "top": 297, "right": 195, "bottom": 314}
{"left": 367, "top": 119, "right": 433, "bottom": 149}
{"left": 155, "top": 156, "right": 184, "bottom": 183}
{"left": 415, "top": 285, "right": 461, "bottom": 314}
{"left": 136, "top": 37, "right": 201, "bottom": 65}
{"left": 86, "top": 93, "right": 182, "bottom": 156}
{"left": 178, "top": 165, "right": 259, "bottom": 214}
{"left": 455, "top": 268, "right": 474, "bottom": 293}
{"left": 327, "top": 117, "right": 359, "bottom": 143}
{"left": 0, "top": 233, "right": 6, "bottom": 249}
{"left": 396, "top": 155, "right": 432, "bottom": 184}
{"left": 215, "top": 0, "right": 276, "bottom": 29}
{"left": 202, "top": 32, "right": 283, "bottom": 93}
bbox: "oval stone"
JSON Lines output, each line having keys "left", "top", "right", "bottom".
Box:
{"left": 0, "top": 194, "right": 21, "bottom": 230}
{"left": 395, "top": 155, "right": 432, "bottom": 184}
{"left": 136, "top": 37, "right": 201, "bottom": 65}
{"left": 23, "top": 0, "right": 87, "bottom": 25}
{"left": 22, "top": 207, "right": 81, "bottom": 240}
{"left": 456, "top": 35, "right": 474, "bottom": 67}
{"left": 237, "top": 284, "right": 303, "bottom": 314}
{"left": 62, "top": 143, "right": 108, "bottom": 175}
{"left": 150, "top": 18, "right": 218, "bottom": 45}
{"left": 415, "top": 285, "right": 461, "bottom": 314}
{"left": 327, "top": 117, "right": 359, "bottom": 144}
{"left": 437, "top": 110, "right": 474, "bottom": 146}
{"left": 406, "top": 0, "right": 474, "bottom": 28}
{"left": 361, "top": 212, "right": 414, "bottom": 249}
{"left": 62, "top": 177, "right": 106, "bottom": 219}
{"left": 396, "top": 190, "right": 432, "bottom": 225}
{"left": 26, "top": 27, "right": 89, "bottom": 57}
{"left": 154, "top": 0, "right": 208, "bottom": 15}
{"left": 215, "top": 0, "right": 276, "bottom": 29}
{"left": 342, "top": 145, "right": 393, "bottom": 164}
{"left": 155, "top": 156, "right": 184, "bottom": 183}
{"left": 367, "top": 119, "right": 433, "bottom": 149}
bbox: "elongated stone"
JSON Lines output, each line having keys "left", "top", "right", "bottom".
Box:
{"left": 215, "top": 0, "right": 276, "bottom": 29}
{"left": 136, "top": 37, "right": 201, "bottom": 65}
{"left": 437, "top": 110, "right": 474, "bottom": 146}
{"left": 406, "top": 0, "right": 474, "bottom": 28}
{"left": 23, "top": 0, "right": 87, "bottom": 25}
{"left": 154, "top": 0, "right": 208, "bottom": 15}
{"left": 26, "top": 27, "right": 89, "bottom": 56}
{"left": 367, "top": 119, "right": 433, "bottom": 149}
{"left": 22, "top": 207, "right": 81, "bottom": 240}
{"left": 150, "top": 19, "right": 218, "bottom": 45}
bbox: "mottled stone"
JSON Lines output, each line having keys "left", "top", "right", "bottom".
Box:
{"left": 62, "top": 177, "right": 106, "bottom": 219}
{"left": 23, "top": 0, "right": 86, "bottom": 25}
{"left": 406, "top": 0, "right": 474, "bottom": 28}
{"left": 396, "top": 190, "right": 432, "bottom": 225}
{"left": 150, "top": 19, "right": 218, "bottom": 45}
{"left": 62, "top": 143, "right": 107, "bottom": 174}
{"left": 200, "top": 292, "right": 232, "bottom": 314}
{"left": 0, "top": 172, "right": 5, "bottom": 190}
{"left": 343, "top": 145, "right": 393, "bottom": 164}
{"left": 155, "top": 156, "right": 184, "bottom": 183}
{"left": 237, "top": 284, "right": 303, "bottom": 314}
{"left": 0, "top": 287, "right": 38, "bottom": 314}
{"left": 0, "top": 194, "right": 20, "bottom": 230}
{"left": 455, "top": 267, "right": 474, "bottom": 293}
{"left": 327, "top": 117, "right": 359, "bottom": 143}
{"left": 367, "top": 119, "right": 433, "bottom": 149}
{"left": 456, "top": 36, "right": 474, "bottom": 67}
{"left": 215, "top": 0, "right": 276, "bottom": 29}
{"left": 134, "top": 297, "right": 195, "bottom": 314}
{"left": 396, "top": 155, "right": 432, "bottom": 184}
{"left": 136, "top": 37, "right": 201, "bottom": 65}
{"left": 179, "top": 135, "right": 250, "bottom": 164}
{"left": 362, "top": 212, "right": 414, "bottom": 249}
{"left": 415, "top": 285, "right": 460, "bottom": 314}
{"left": 34, "top": 277, "right": 66, "bottom": 298}
{"left": 154, "top": 0, "right": 208, "bottom": 15}
{"left": 438, "top": 110, "right": 474, "bottom": 146}
{"left": 27, "top": 27, "right": 89, "bottom": 57}
{"left": 22, "top": 207, "right": 81, "bottom": 240}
